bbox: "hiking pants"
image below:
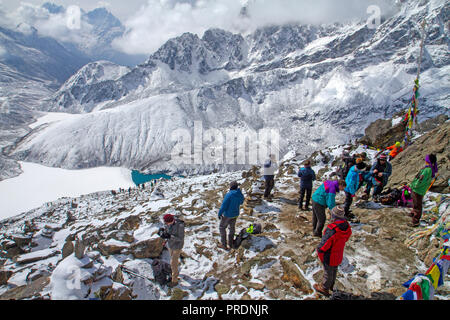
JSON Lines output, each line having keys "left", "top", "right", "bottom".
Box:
{"left": 219, "top": 216, "right": 237, "bottom": 247}
{"left": 344, "top": 191, "right": 353, "bottom": 216}
{"left": 299, "top": 187, "right": 312, "bottom": 209}
{"left": 312, "top": 200, "right": 326, "bottom": 237}
{"left": 411, "top": 191, "right": 424, "bottom": 225}
{"left": 168, "top": 248, "right": 181, "bottom": 283}
{"left": 264, "top": 175, "right": 275, "bottom": 197}
{"left": 322, "top": 263, "right": 338, "bottom": 291}
{"left": 365, "top": 178, "right": 384, "bottom": 196}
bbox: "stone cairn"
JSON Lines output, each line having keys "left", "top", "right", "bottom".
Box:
{"left": 241, "top": 166, "right": 265, "bottom": 216}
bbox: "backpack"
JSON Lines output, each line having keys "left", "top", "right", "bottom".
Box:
{"left": 246, "top": 223, "right": 262, "bottom": 234}
{"left": 397, "top": 185, "right": 413, "bottom": 208}
{"left": 233, "top": 228, "right": 251, "bottom": 249}
{"left": 151, "top": 259, "right": 172, "bottom": 285}
{"left": 264, "top": 160, "right": 272, "bottom": 168}
{"left": 378, "top": 188, "right": 401, "bottom": 205}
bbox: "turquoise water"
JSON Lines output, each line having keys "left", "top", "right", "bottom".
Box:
{"left": 131, "top": 170, "right": 172, "bottom": 186}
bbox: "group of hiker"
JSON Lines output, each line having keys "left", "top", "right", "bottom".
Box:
{"left": 155, "top": 148, "right": 439, "bottom": 296}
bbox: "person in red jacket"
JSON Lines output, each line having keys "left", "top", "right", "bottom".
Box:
{"left": 314, "top": 205, "right": 352, "bottom": 297}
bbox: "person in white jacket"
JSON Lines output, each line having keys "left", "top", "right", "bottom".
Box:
{"left": 263, "top": 154, "right": 278, "bottom": 200}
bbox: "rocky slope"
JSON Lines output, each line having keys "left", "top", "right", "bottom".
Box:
{"left": 0, "top": 120, "right": 448, "bottom": 300}
{"left": 6, "top": 0, "right": 449, "bottom": 176}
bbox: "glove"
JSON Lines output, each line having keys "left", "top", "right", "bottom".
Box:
{"left": 157, "top": 228, "right": 171, "bottom": 239}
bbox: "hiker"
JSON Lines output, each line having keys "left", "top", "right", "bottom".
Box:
{"left": 311, "top": 179, "right": 347, "bottom": 237}
{"left": 386, "top": 142, "right": 404, "bottom": 160}
{"left": 218, "top": 181, "right": 245, "bottom": 251}
{"left": 363, "top": 154, "right": 392, "bottom": 200}
{"left": 340, "top": 151, "right": 357, "bottom": 180}
{"left": 297, "top": 160, "right": 316, "bottom": 210}
{"left": 161, "top": 214, "right": 185, "bottom": 287}
{"left": 409, "top": 154, "right": 438, "bottom": 227}
{"left": 314, "top": 206, "right": 352, "bottom": 297}
{"left": 343, "top": 159, "right": 366, "bottom": 220}
{"left": 263, "top": 154, "right": 278, "bottom": 200}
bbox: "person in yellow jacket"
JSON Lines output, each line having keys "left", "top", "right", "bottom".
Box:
{"left": 409, "top": 154, "right": 438, "bottom": 227}
{"left": 386, "top": 141, "right": 404, "bottom": 160}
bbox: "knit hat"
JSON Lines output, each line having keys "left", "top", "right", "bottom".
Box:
{"left": 395, "top": 141, "right": 401, "bottom": 147}
{"left": 230, "top": 180, "right": 239, "bottom": 190}
{"left": 163, "top": 214, "right": 174, "bottom": 224}
{"left": 356, "top": 158, "right": 363, "bottom": 164}
{"left": 379, "top": 154, "right": 387, "bottom": 160}
{"left": 331, "top": 206, "right": 346, "bottom": 220}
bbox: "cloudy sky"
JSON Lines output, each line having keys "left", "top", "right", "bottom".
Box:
{"left": 0, "top": 0, "right": 399, "bottom": 55}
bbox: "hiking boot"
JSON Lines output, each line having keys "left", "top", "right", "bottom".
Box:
{"left": 313, "top": 283, "right": 330, "bottom": 297}
{"left": 167, "top": 281, "right": 178, "bottom": 288}
{"left": 299, "top": 205, "right": 304, "bottom": 210}
{"left": 361, "top": 193, "right": 369, "bottom": 200}
{"left": 304, "top": 206, "right": 310, "bottom": 211}
{"left": 218, "top": 244, "right": 229, "bottom": 251}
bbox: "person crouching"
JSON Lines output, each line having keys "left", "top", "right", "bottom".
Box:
{"left": 314, "top": 206, "right": 352, "bottom": 297}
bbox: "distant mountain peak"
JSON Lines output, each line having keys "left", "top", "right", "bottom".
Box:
{"left": 42, "top": 2, "right": 65, "bottom": 14}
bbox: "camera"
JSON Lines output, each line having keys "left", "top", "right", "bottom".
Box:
{"left": 157, "top": 227, "right": 171, "bottom": 239}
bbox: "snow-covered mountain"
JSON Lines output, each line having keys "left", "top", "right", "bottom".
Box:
{"left": 7, "top": 0, "right": 450, "bottom": 176}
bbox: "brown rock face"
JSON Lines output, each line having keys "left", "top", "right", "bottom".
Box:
{"left": 359, "top": 118, "right": 406, "bottom": 149}
{"left": 280, "top": 258, "right": 313, "bottom": 294}
{"left": 129, "top": 238, "right": 164, "bottom": 259}
{"left": 387, "top": 121, "right": 449, "bottom": 193}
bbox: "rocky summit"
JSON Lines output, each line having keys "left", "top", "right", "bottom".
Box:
{"left": 0, "top": 115, "right": 448, "bottom": 300}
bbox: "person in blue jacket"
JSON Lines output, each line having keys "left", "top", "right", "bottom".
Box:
{"left": 297, "top": 160, "right": 316, "bottom": 210}
{"left": 311, "top": 179, "right": 346, "bottom": 237}
{"left": 344, "top": 159, "right": 366, "bottom": 220}
{"left": 218, "top": 180, "right": 245, "bottom": 251}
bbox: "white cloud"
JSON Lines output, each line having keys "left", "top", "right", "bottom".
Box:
{"left": 113, "top": 0, "right": 397, "bottom": 55}
{"left": 0, "top": 45, "right": 6, "bottom": 58}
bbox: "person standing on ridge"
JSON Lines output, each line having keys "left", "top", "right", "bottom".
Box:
{"left": 409, "top": 154, "right": 438, "bottom": 227}
{"left": 343, "top": 159, "right": 366, "bottom": 220}
{"left": 386, "top": 141, "right": 404, "bottom": 161}
{"left": 263, "top": 154, "right": 278, "bottom": 201}
{"left": 314, "top": 206, "right": 352, "bottom": 297}
{"left": 161, "top": 213, "right": 185, "bottom": 287}
{"left": 311, "top": 179, "right": 347, "bottom": 237}
{"left": 297, "top": 160, "right": 316, "bottom": 211}
{"left": 218, "top": 181, "right": 245, "bottom": 251}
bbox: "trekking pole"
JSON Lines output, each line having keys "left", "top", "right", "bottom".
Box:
{"left": 426, "top": 174, "right": 439, "bottom": 194}
{"left": 120, "top": 266, "right": 154, "bottom": 282}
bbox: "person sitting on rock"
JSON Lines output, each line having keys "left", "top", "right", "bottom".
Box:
{"left": 161, "top": 213, "right": 185, "bottom": 287}
{"left": 409, "top": 154, "right": 438, "bottom": 227}
{"left": 314, "top": 206, "right": 352, "bottom": 297}
{"left": 263, "top": 154, "right": 278, "bottom": 201}
{"left": 386, "top": 141, "right": 404, "bottom": 161}
{"left": 311, "top": 179, "right": 347, "bottom": 237}
{"left": 297, "top": 160, "right": 316, "bottom": 211}
{"left": 344, "top": 159, "right": 366, "bottom": 221}
{"left": 362, "top": 154, "right": 392, "bottom": 200}
{"left": 218, "top": 181, "right": 244, "bottom": 251}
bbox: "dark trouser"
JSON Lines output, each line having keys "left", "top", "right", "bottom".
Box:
{"left": 312, "top": 200, "right": 326, "bottom": 236}
{"left": 365, "top": 179, "right": 384, "bottom": 196}
{"left": 344, "top": 191, "right": 353, "bottom": 216}
{"left": 322, "top": 263, "right": 338, "bottom": 291}
{"left": 264, "top": 176, "right": 275, "bottom": 198}
{"left": 411, "top": 191, "right": 424, "bottom": 225}
{"left": 219, "top": 216, "right": 237, "bottom": 247}
{"left": 299, "top": 187, "right": 312, "bottom": 208}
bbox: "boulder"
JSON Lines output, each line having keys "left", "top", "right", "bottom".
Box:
{"left": 170, "top": 288, "right": 189, "bottom": 300}
{"left": 280, "top": 258, "right": 313, "bottom": 294}
{"left": 98, "top": 240, "right": 129, "bottom": 256}
{"left": 14, "top": 248, "right": 59, "bottom": 265}
{"left": 120, "top": 216, "right": 141, "bottom": 231}
{"left": 359, "top": 118, "right": 406, "bottom": 149}
{"left": 62, "top": 240, "right": 74, "bottom": 259}
{"left": 129, "top": 238, "right": 164, "bottom": 259}
{"left": 98, "top": 283, "right": 134, "bottom": 300}
{"left": 74, "top": 240, "right": 86, "bottom": 259}
{"left": 0, "top": 270, "right": 13, "bottom": 285}
{"left": 0, "top": 276, "right": 50, "bottom": 300}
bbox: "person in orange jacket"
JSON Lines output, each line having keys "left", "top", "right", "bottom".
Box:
{"left": 386, "top": 142, "right": 403, "bottom": 160}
